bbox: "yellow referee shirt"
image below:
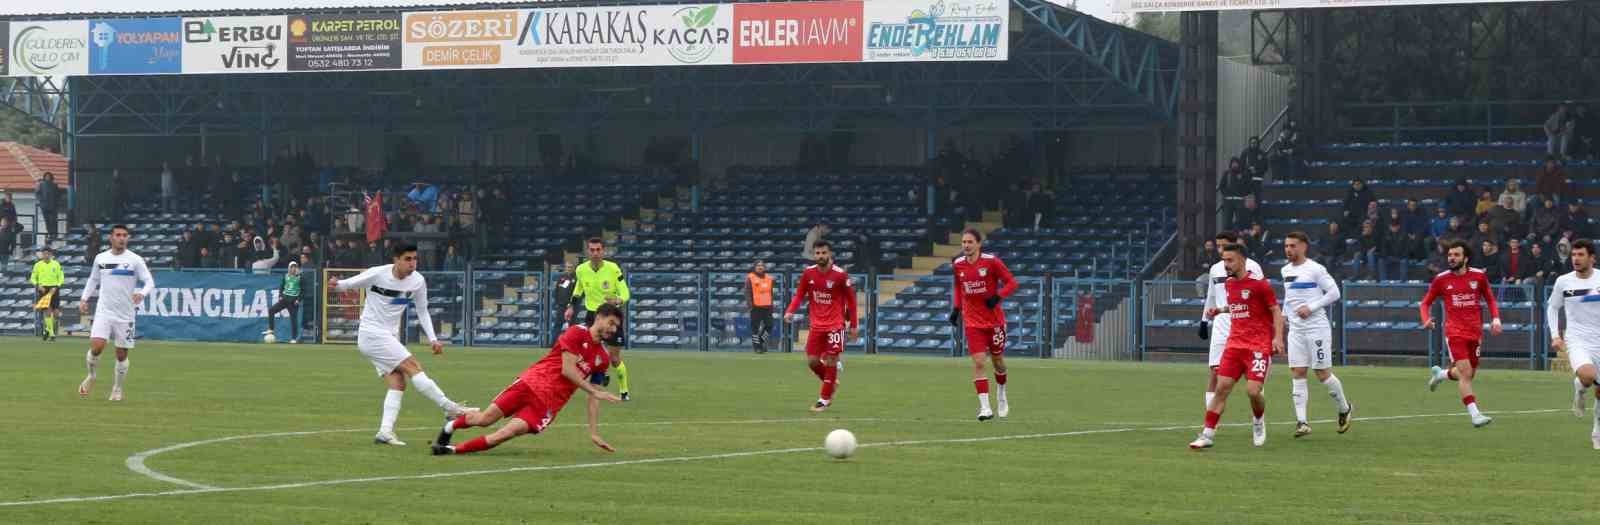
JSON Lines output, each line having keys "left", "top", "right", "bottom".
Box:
{"left": 572, "top": 260, "right": 630, "bottom": 312}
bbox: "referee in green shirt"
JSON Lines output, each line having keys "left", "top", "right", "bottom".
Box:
{"left": 30, "top": 247, "right": 64, "bottom": 341}
{"left": 564, "top": 238, "right": 633, "bottom": 401}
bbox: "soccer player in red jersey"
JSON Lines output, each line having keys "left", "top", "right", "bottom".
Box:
{"left": 784, "top": 240, "right": 859, "bottom": 413}
{"left": 1190, "top": 244, "right": 1284, "bottom": 450}
{"left": 1420, "top": 239, "right": 1502, "bottom": 428}
{"left": 430, "top": 303, "right": 625, "bottom": 456}
{"left": 949, "top": 229, "right": 1018, "bottom": 421}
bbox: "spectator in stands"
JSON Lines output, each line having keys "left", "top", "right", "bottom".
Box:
{"left": 1028, "top": 184, "right": 1054, "bottom": 231}
{"left": 0, "top": 216, "right": 16, "bottom": 262}
{"left": 1474, "top": 188, "right": 1495, "bottom": 219}
{"left": 1318, "top": 221, "right": 1347, "bottom": 265}
{"left": 345, "top": 204, "right": 364, "bottom": 235}
{"left": 1531, "top": 197, "right": 1562, "bottom": 246}
{"left": 303, "top": 199, "right": 327, "bottom": 236}
{"left": 1402, "top": 199, "right": 1429, "bottom": 236}
{"left": 1245, "top": 222, "right": 1272, "bottom": 261}
{"left": 177, "top": 229, "right": 200, "bottom": 269}
{"left": 1487, "top": 196, "right": 1522, "bottom": 240}
{"left": 1499, "top": 179, "right": 1528, "bottom": 216}
{"left": 1241, "top": 136, "right": 1269, "bottom": 186}
{"left": 224, "top": 234, "right": 247, "bottom": 269}
{"left": 160, "top": 161, "right": 177, "bottom": 213}
{"left": 1559, "top": 230, "right": 1575, "bottom": 263}
{"left": 198, "top": 247, "right": 218, "bottom": 268}
{"left": 1445, "top": 178, "right": 1476, "bottom": 221}
{"left": 416, "top": 215, "right": 443, "bottom": 270}
{"left": 1218, "top": 158, "right": 1252, "bottom": 230}
{"left": 443, "top": 243, "right": 465, "bottom": 272}
{"left": 1197, "top": 239, "right": 1217, "bottom": 273}
{"left": 365, "top": 240, "right": 385, "bottom": 266}
{"left": 1354, "top": 220, "right": 1379, "bottom": 279}
{"left": 1479, "top": 240, "right": 1505, "bottom": 283}
{"left": 1233, "top": 195, "right": 1261, "bottom": 231}
{"left": 0, "top": 191, "right": 15, "bottom": 226}
{"left": 1533, "top": 242, "right": 1562, "bottom": 286}
{"left": 1575, "top": 103, "right": 1597, "bottom": 160}
{"left": 1429, "top": 207, "right": 1452, "bottom": 240}
{"left": 1501, "top": 237, "right": 1533, "bottom": 285}
{"left": 107, "top": 169, "right": 127, "bottom": 222}
{"left": 1379, "top": 221, "right": 1411, "bottom": 281}
{"left": 1341, "top": 179, "right": 1374, "bottom": 230}
{"left": 1442, "top": 215, "right": 1470, "bottom": 245}
{"left": 1003, "top": 182, "right": 1026, "bottom": 229}
{"left": 1425, "top": 239, "right": 1450, "bottom": 275}
{"left": 1535, "top": 156, "right": 1569, "bottom": 205}
{"left": 1470, "top": 221, "right": 1496, "bottom": 253}
{"left": 1562, "top": 106, "right": 1580, "bottom": 160}
{"left": 1547, "top": 103, "right": 1571, "bottom": 157}
{"left": 222, "top": 170, "right": 245, "bottom": 221}
{"left": 36, "top": 172, "right": 59, "bottom": 241}
{"left": 407, "top": 182, "right": 440, "bottom": 214}
{"left": 1271, "top": 119, "right": 1302, "bottom": 180}
{"left": 1564, "top": 200, "right": 1593, "bottom": 238}
{"left": 85, "top": 224, "right": 101, "bottom": 261}
{"left": 281, "top": 215, "right": 304, "bottom": 257}
{"left": 248, "top": 236, "right": 280, "bottom": 273}
{"left": 181, "top": 154, "right": 201, "bottom": 212}
{"left": 803, "top": 223, "right": 829, "bottom": 262}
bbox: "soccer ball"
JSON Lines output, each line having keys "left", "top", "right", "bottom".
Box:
{"left": 824, "top": 429, "right": 857, "bottom": 459}
{"left": 263, "top": 332, "right": 277, "bottom": 344}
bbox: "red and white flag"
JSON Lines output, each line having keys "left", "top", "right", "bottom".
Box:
{"left": 365, "top": 192, "right": 388, "bottom": 243}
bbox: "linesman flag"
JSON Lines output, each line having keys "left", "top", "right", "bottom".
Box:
{"left": 34, "top": 289, "right": 56, "bottom": 310}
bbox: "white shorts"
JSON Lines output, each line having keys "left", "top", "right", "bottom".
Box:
{"left": 358, "top": 331, "right": 413, "bottom": 377}
{"left": 90, "top": 316, "right": 137, "bottom": 349}
{"left": 1568, "top": 341, "right": 1600, "bottom": 372}
{"left": 1207, "top": 315, "right": 1232, "bottom": 368}
{"left": 1287, "top": 325, "right": 1334, "bottom": 370}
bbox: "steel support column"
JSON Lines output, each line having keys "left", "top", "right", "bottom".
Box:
{"left": 1176, "top": 11, "right": 1218, "bottom": 271}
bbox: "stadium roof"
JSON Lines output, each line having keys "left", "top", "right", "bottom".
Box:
{"left": 0, "top": 142, "right": 66, "bottom": 192}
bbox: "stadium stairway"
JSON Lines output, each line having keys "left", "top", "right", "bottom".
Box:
{"left": 878, "top": 210, "right": 1002, "bottom": 307}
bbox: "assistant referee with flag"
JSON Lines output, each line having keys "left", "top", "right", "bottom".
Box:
{"left": 31, "top": 246, "right": 64, "bottom": 341}
{"left": 565, "top": 237, "right": 634, "bottom": 400}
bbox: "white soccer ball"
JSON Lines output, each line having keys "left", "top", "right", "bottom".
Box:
{"left": 824, "top": 429, "right": 857, "bottom": 459}
{"left": 263, "top": 332, "right": 277, "bottom": 344}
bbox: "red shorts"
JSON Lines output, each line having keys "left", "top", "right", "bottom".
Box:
{"left": 965, "top": 326, "right": 1006, "bottom": 356}
{"left": 805, "top": 328, "right": 846, "bottom": 358}
{"left": 490, "top": 380, "right": 560, "bottom": 434}
{"left": 1216, "top": 346, "right": 1271, "bottom": 383}
{"left": 1446, "top": 338, "right": 1481, "bottom": 369}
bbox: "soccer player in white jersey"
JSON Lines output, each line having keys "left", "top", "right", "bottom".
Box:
{"left": 1280, "top": 232, "right": 1354, "bottom": 437}
{"left": 330, "top": 242, "right": 473, "bottom": 446}
{"left": 1201, "top": 231, "right": 1263, "bottom": 410}
{"left": 78, "top": 224, "right": 153, "bottom": 402}
{"left": 1546, "top": 239, "right": 1600, "bottom": 449}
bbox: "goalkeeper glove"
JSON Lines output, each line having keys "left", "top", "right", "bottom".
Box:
{"left": 985, "top": 295, "right": 1001, "bottom": 309}
{"left": 1198, "top": 320, "right": 1211, "bottom": 340}
{"left": 948, "top": 309, "right": 961, "bottom": 326}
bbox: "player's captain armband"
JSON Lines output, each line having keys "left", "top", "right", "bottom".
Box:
{"left": 590, "top": 371, "right": 610, "bottom": 387}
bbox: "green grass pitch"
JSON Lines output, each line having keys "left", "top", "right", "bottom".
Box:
{"left": 0, "top": 336, "right": 1591, "bottom": 523}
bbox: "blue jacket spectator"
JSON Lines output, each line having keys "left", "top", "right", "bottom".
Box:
{"left": 407, "top": 182, "right": 440, "bottom": 213}
{"left": 1429, "top": 208, "right": 1451, "bottom": 239}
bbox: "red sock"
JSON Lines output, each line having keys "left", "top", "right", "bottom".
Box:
{"left": 995, "top": 372, "right": 1007, "bottom": 386}
{"left": 454, "top": 436, "right": 493, "bottom": 454}
{"left": 1204, "top": 410, "right": 1221, "bottom": 430}
{"left": 808, "top": 361, "right": 828, "bottom": 381}
{"left": 1447, "top": 369, "right": 1459, "bottom": 381}
{"left": 1461, "top": 395, "right": 1476, "bottom": 407}
{"left": 1252, "top": 404, "right": 1265, "bottom": 419}
{"left": 974, "top": 378, "right": 990, "bottom": 395}
{"left": 820, "top": 366, "right": 838, "bottom": 401}
{"left": 450, "top": 415, "right": 471, "bottom": 432}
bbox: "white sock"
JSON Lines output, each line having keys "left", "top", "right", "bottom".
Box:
{"left": 1435, "top": 368, "right": 1450, "bottom": 381}
{"left": 1466, "top": 402, "right": 1483, "bottom": 419}
{"left": 443, "top": 418, "right": 457, "bottom": 435}
{"left": 1576, "top": 377, "right": 1588, "bottom": 399}
{"left": 1253, "top": 416, "right": 1264, "bottom": 426}
{"left": 380, "top": 389, "right": 403, "bottom": 434}
{"left": 1291, "top": 378, "right": 1309, "bottom": 423}
{"left": 1593, "top": 409, "right": 1600, "bottom": 435}
{"left": 978, "top": 393, "right": 991, "bottom": 411}
{"left": 113, "top": 359, "right": 129, "bottom": 391}
{"left": 1205, "top": 391, "right": 1215, "bottom": 411}
{"left": 996, "top": 384, "right": 1007, "bottom": 403}
{"left": 85, "top": 350, "right": 99, "bottom": 379}
{"left": 1200, "top": 427, "right": 1216, "bottom": 439}
{"left": 408, "top": 372, "right": 457, "bottom": 411}
{"left": 1323, "top": 375, "right": 1351, "bottom": 413}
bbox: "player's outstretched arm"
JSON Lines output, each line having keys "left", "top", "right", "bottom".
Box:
{"left": 1270, "top": 303, "right": 1286, "bottom": 355}
{"left": 587, "top": 395, "right": 615, "bottom": 453}
{"left": 1548, "top": 277, "right": 1567, "bottom": 350}
{"left": 1419, "top": 280, "right": 1440, "bottom": 328}
{"left": 412, "top": 282, "right": 441, "bottom": 350}
{"left": 331, "top": 265, "right": 385, "bottom": 292}
{"left": 562, "top": 352, "right": 621, "bottom": 402}
{"left": 783, "top": 274, "right": 810, "bottom": 323}
{"left": 1479, "top": 272, "right": 1503, "bottom": 335}
{"left": 133, "top": 256, "right": 155, "bottom": 305}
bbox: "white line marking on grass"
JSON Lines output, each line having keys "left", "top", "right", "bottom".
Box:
{"left": 0, "top": 408, "right": 1564, "bottom": 508}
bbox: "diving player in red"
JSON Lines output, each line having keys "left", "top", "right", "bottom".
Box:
{"left": 431, "top": 303, "right": 625, "bottom": 456}
{"left": 1190, "top": 244, "right": 1284, "bottom": 450}
{"left": 1420, "top": 239, "right": 1502, "bottom": 428}
{"left": 949, "top": 229, "right": 1018, "bottom": 421}
{"left": 784, "top": 240, "right": 859, "bottom": 413}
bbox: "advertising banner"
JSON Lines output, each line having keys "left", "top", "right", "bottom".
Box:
{"left": 288, "top": 13, "right": 402, "bottom": 71}
{"left": 732, "top": 1, "right": 862, "bottom": 64}
{"left": 181, "top": 15, "right": 288, "bottom": 74}
{"left": 1113, "top": 0, "right": 1558, "bottom": 13}
{"left": 508, "top": 4, "right": 733, "bottom": 68}
{"left": 9, "top": 20, "right": 90, "bottom": 76}
{"left": 401, "top": 10, "right": 520, "bottom": 69}
{"left": 88, "top": 18, "right": 182, "bottom": 75}
{"left": 135, "top": 271, "right": 285, "bottom": 343}
{"left": 862, "top": 0, "right": 1008, "bottom": 62}
{"left": 0, "top": 24, "right": 9, "bottom": 76}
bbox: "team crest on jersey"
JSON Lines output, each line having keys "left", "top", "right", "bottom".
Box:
{"left": 825, "top": 280, "right": 834, "bottom": 289}
{"left": 1241, "top": 289, "right": 1251, "bottom": 300}
{"left": 978, "top": 268, "right": 988, "bottom": 277}
{"left": 1469, "top": 282, "right": 1478, "bottom": 290}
